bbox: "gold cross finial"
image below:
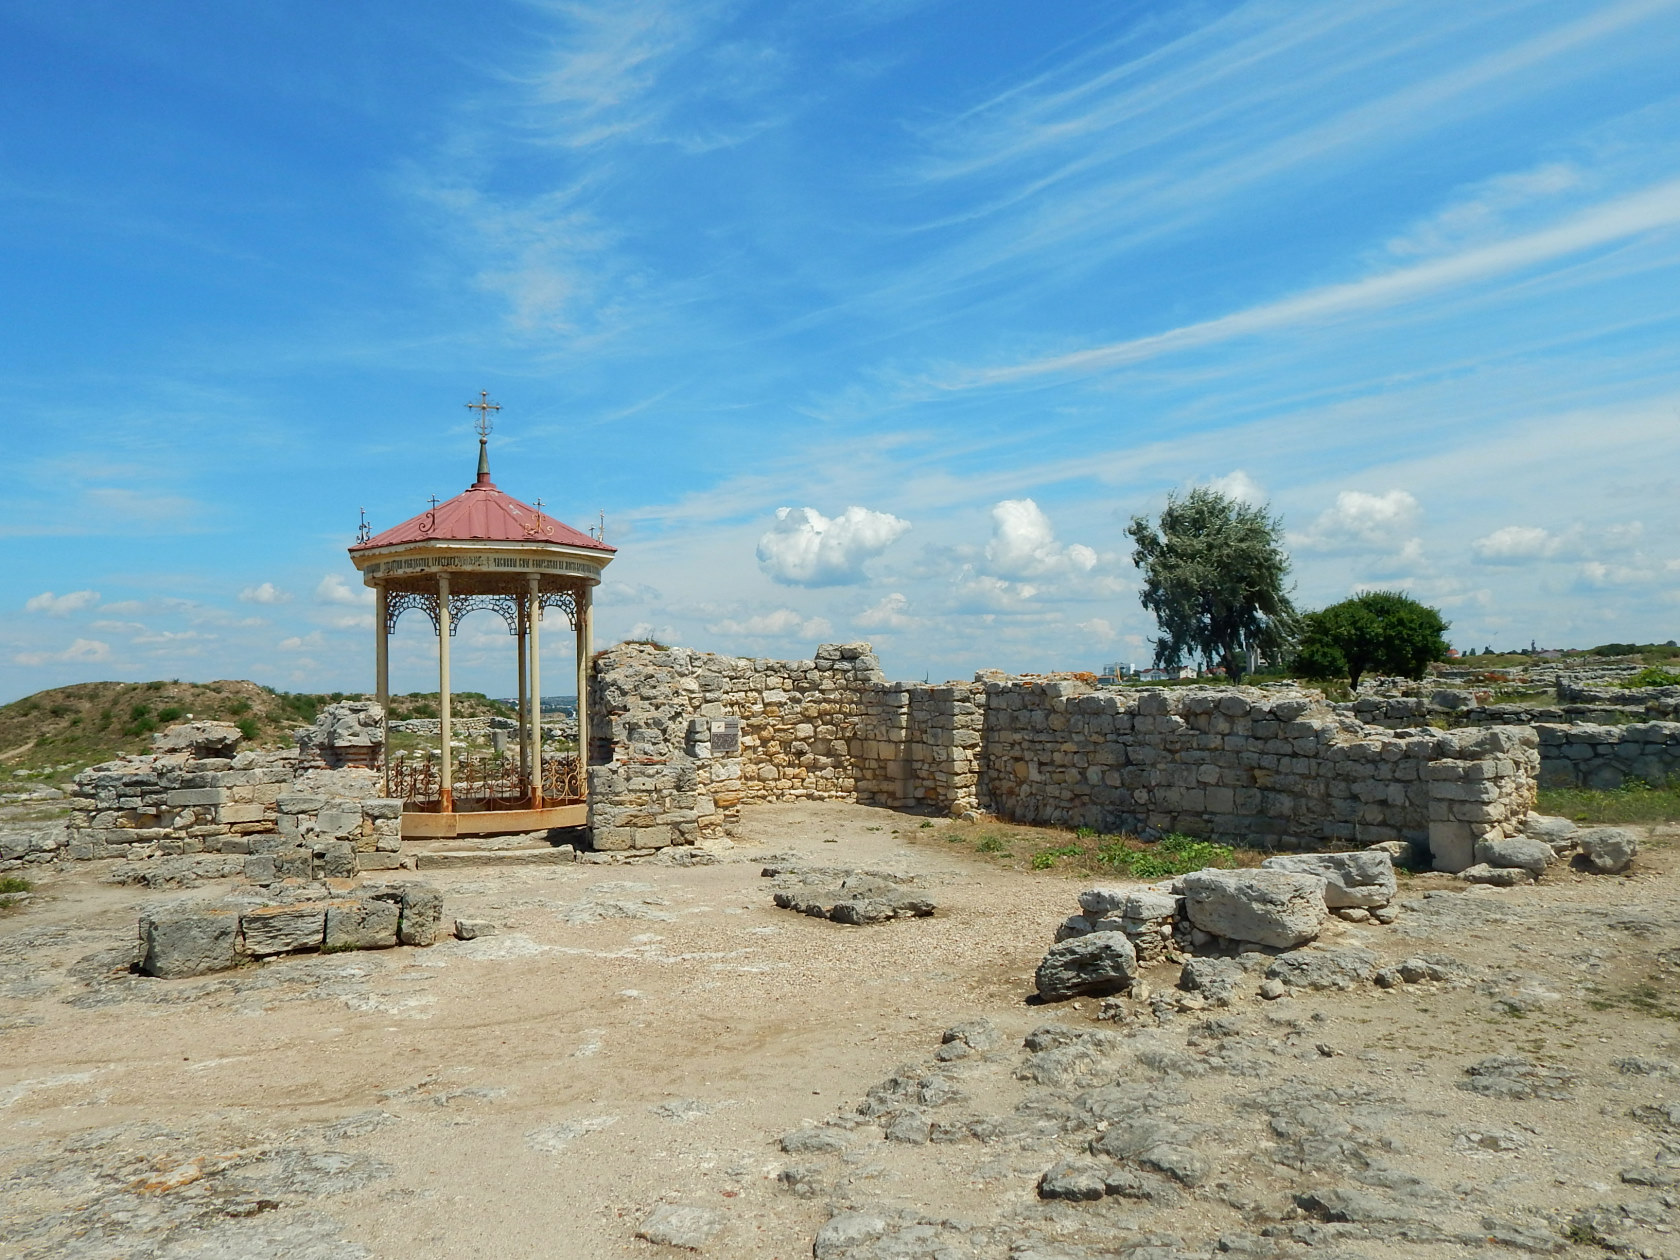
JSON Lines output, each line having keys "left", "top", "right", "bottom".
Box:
{"left": 466, "top": 389, "right": 500, "bottom": 440}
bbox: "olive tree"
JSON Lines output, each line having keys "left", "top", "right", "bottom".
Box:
{"left": 1126, "top": 486, "right": 1296, "bottom": 685}
{"left": 1292, "top": 590, "right": 1450, "bottom": 688}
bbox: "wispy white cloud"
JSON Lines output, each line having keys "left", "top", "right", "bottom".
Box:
{"left": 13, "top": 638, "right": 110, "bottom": 668}
{"left": 24, "top": 589, "right": 100, "bottom": 616}
{"left": 707, "top": 607, "right": 833, "bottom": 640}
{"left": 1294, "top": 489, "right": 1421, "bottom": 552}
{"left": 952, "top": 175, "right": 1680, "bottom": 388}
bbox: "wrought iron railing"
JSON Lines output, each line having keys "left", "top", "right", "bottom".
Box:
{"left": 389, "top": 751, "right": 584, "bottom": 811}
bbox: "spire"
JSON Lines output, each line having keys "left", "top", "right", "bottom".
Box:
{"left": 465, "top": 390, "right": 501, "bottom": 489}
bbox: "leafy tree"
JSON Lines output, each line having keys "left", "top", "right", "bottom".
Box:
{"left": 1292, "top": 590, "right": 1450, "bottom": 688}
{"left": 1126, "top": 487, "right": 1296, "bottom": 685}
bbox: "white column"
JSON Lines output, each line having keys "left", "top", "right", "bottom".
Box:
{"left": 517, "top": 597, "right": 529, "bottom": 793}
{"left": 528, "top": 574, "right": 542, "bottom": 808}
{"left": 375, "top": 585, "right": 389, "bottom": 794}
{"left": 438, "top": 575, "right": 452, "bottom": 811}
{"left": 576, "top": 586, "right": 592, "bottom": 798}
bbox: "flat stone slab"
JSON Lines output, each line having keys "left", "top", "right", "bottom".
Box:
{"left": 414, "top": 848, "right": 575, "bottom": 870}
{"left": 139, "top": 909, "right": 241, "bottom": 978}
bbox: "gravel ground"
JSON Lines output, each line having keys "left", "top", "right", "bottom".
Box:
{"left": 1, "top": 802, "right": 1678, "bottom": 1259}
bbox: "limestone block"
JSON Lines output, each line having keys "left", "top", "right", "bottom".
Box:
{"left": 1034, "top": 930, "right": 1137, "bottom": 1000}
{"left": 216, "top": 802, "right": 266, "bottom": 825}
{"left": 1429, "top": 820, "right": 1477, "bottom": 873}
{"left": 398, "top": 884, "right": 444, "bottom": 946}
{"left": 318, "top": 840, "right": 358, "bottom": 878}
{"left": 1474, "top": 835, "right": 1553, "bottom": 875}
{"left": 315, "top": 806, "right": 363, "bottom": 838}
{"left": 243, "top": 854, "right": 276, "bottom": 884}
{"left": 1577, "top": 827, "right": 1638, "bottom": 874}
{"left": 324, "top": 898, "right": 399, "bottom": 950}
{"left": 240, "top": 905, "right": 325, "bottom": 956}
{"left": 1260, "top": 851, "right": 1396, "bottom": 908}
{"left": 139, "top": 909, "right": 241, "bottom": 977}
{"left": 1181, "top": 869, "right": 1326, "bottom": 948}
{"left": 166, "top": 787, "right": 229, "bottom": 807}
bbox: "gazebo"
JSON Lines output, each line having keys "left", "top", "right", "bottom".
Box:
{"left": 348, "top": 398, "right": 614, "bottom": 839}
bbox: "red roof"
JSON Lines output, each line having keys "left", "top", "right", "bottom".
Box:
{"left": 351, "top": 473, "right": 614, "bottom": 554}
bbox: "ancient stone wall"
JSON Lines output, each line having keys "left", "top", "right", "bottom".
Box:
{"left": 976, "top": 682, "right": 1532, "bottom": 853}
{"left": 1536, "top": 721, "right": 1680, "bottom": 790}
{"left": 585, "top": 645, "right": 1539, "bottom": 869}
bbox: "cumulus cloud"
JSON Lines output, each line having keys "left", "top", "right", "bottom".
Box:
{"left": 278, "top": 632, "right": 325, "bottom": 652}
{"left": 316, "top": 574, "right": 374, "bottom": 606}
{"left": 984, "top": 499, "right": 1097, "bottom": 581}
{"left": 24, "top": 589, "right": 100, "bottom": 616}
{"left": 1472, "top": 525, "right": 1560, "bottom": 563}
{"left": 1077, "top": 617, "right": 1118, "bottom": 643}
{"left": 756, "top": 506, "right": 911, "bottom": 586}
{"left": 1205, "top": 470, "right": 1266, "bottom": 505}
{"left": 855, "top": 592, "right": 915, "bottom": 631}
{"left": 708, "top": 608, "right": 833, "bottom": 639}
{"left": 240, "top": 582, "right": 291, "bottom": 605}
{"left": 13, "top": 638, "right": 110, "bottom": 667}
{"left": 1294, "top": 489, "right": 1421, "bottom": 551}
{"left": 627, "top": 620, "right": 678, "bottom": 643}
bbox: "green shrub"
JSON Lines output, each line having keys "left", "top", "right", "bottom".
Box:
{"left": 157, "top": 706, "right": 185, "bottom": 722}
{"left": 1031, "top": 844, "right": 1085, "bottom": 870}
{"left": 236, "top": 717, "right": 259, "bottom": 741}
{"left": 976, "top": 836, "right": 1008, "bottom": 853}
{"left": 1622, "top": 666, "right": 1680, "bottom": 688}
{"left": 1097, "top": 832, "right": 1235, "bottom": 878}
{"left": 0, "top": 876, "right": 31, "bottom": 896}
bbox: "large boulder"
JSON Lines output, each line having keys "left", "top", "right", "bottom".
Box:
{"left": 1181, "top": 869, "right": 1327, "bottom": 949}
{"left": 139, "top": 909, "right": 241, "bottom": 977}
{"left": 1034, "top": 931, "right": 1137, "bottom": 1001}
{"left": 324, "top": 898, "right": 399, "bottom": 950}
{"left": 1260, "top": 851, "right": 1396, "bottom": 908}
{"left": 1576, "top": 827, "right": 1638, "bottom": 874}
{"left": 1474, "top": 835, "right": 1553, "bottom": 876}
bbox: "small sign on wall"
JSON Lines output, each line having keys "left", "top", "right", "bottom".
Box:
{"left": 710, "top": 718, "right": 740, "bottom": 754}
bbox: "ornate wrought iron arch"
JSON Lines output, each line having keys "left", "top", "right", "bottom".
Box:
{"left": 386, "top": 590, "right": 439, "bottom": 636}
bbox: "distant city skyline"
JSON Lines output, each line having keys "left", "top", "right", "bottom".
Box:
{"left": 5, "top": 1, "right": 1680, "bottom": 704}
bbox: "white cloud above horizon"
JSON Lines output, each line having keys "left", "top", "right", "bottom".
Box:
{"left": 756, "top": 506, "right": 911, "bottom": 587}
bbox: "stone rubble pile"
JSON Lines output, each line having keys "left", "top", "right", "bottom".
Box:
{"left": 763, "top": 864, "right": 936, "bottom": 925}
{"left": 1455, "top": 811, "right": 1638, "bottom": 883}
{"left": 1038, "top": 852, "right": 1407, "bottom": 1003}
{"left": 137, "top": 881, "right": 446, "bottom": 978}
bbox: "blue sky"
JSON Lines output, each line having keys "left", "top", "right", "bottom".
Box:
{"left": 4, "top": 0, "right": 1680, "bottom": 704}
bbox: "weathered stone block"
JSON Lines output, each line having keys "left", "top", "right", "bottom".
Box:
{"left": 166, "top": 788, "right": 229, "bottom": 807}
{"left": 1181, "top": 868, "right": 1326, "bottom": 948}
{"left": 240, "top": 904, "right": 325, "bottom": 956}
{"left": 216, "top": 802, "right": 267, "bottom": 825}
{"left": 1260, "top": 851, "right": 1396, "bottom": 908}
{"left": 1034, "top": 930, "right": 1137, "bottom": 1000}
{"left": 398, "top": 884, "right": 444, "bottom": 946}
{"left": 324, "top": 898, "right": 399, "bottom": 950}
{"left": 140, "top": 909, "right": 241, "bottom": 977}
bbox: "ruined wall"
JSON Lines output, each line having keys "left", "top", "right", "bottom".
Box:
{"left": 586, "top": 645, "right": 1539, "bottom": 867}
{"left": 1537, "top": 721, "right": 1680, "bottom": 790}
{"left": 977, "top": 683, "right": 1528, "bottom": 851}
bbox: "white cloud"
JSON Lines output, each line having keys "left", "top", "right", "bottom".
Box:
{"left": 855, "top": 592, "right": 915, "bottom": 631}
{"left": 958, "top": 174, "right": 1680, "bottom": 388}
{"left": 756, "top": 505, "right": 911, "bottom": 586}
{"left": 627, "top": 620, "right": 678, "bottom": 643}
{"left": 984, "top": 499, "right": 1097, "bottom": 581}
{"left": 239, "top": 582, "right": 291, "bottom": 605}
{"left": 1387, "top": 162, "right": 1584, "bottom": 258}
{"left": 1472, "top": 525, "right": 1559, "bottom": 563}
{"left": 1205, "top": 470, "right": 1266, "bottom": 506}
{"left": 316, "top": 574, "right": 374, "bottom": 606}
{"left": 1077, "top": 617, "right": 1118, "bottom": 644}
{"left": 707, "top": 608, "right": 833, "bottom": 640}
{"left": 24, "top": 589, "right": 100, "bottom": 616}
{"left": 13, "top": 638, "right": 111, "bottom": 668}
{"left": 1295, "top": 489, "right": 1420, "bottom": 551}
{"left": 278, "top": 632, "right": 326, "bottom": 652}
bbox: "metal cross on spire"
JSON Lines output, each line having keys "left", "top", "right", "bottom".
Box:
{"left": 465, "top": 389, "right": 500, "bottom": 439}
